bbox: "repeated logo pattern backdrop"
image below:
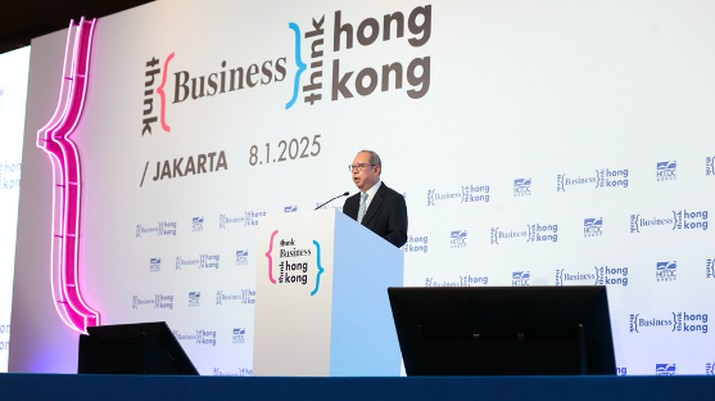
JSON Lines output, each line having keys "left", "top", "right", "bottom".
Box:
{"left": 0, "top": 46, "right": 30, "bottom": 372}
{"left": 10, "top": 0, "right": 715, "bottom": 375}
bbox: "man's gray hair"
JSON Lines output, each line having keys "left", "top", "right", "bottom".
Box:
{"left": 359, "top": 150, "right": 382, "bottom": 171}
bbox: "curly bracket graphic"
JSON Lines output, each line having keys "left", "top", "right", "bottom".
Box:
{"left": 265, "top": 230, "right": 279, "bottom": 284}
{"left": 36, "top": 18, "right": 101, "bottom": 334}
{"left": 311, "top": 240, "right": 325, "bottom": 296}
{"left": 156, "top": 51, "right": 174, "bottom": 132}
{"left": 285, "top": 22, "right": 307, "bottom": 110}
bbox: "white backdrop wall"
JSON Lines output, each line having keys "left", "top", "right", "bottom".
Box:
{"left": 0, "top": 46, "right": 30, "bottom": 372}
{"left": 10, "top": 0, "right": 715, "bottom": 375}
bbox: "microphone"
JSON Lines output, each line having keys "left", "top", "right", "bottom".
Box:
{"left": 314, "top": 191, "right": 350, "bottom": 210}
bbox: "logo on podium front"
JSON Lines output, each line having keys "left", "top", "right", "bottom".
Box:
{"left": 264, "top": 230, "right": 326, "bottom": 296}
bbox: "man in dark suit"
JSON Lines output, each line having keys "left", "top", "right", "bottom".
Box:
{"left": 343, "top": 150, "right": 408, "bottom": 247}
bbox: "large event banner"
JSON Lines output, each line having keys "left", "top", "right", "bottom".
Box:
{"left": 11, "top": 0, "right": 715, "bottom": 375}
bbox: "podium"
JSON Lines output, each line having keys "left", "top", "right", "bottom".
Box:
{"left": 253, "top": 209, "right": 404, "bottom": 376}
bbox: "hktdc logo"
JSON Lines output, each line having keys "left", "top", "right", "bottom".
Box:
{"left": 656, "top": 261, "right": 677, "bottom": 282}
{"left": 192, "top": 216, "right": 204, "bottom": 232}
{"left": 236, "top": 250, "right": 249, "bottom": 266}
{"left": 512, "top": 271, "right": 530, "bottom": 286}
{"left": 232, "top": 328, "right": 246, "bottom": 344}
{"left": 149, "top": 257, "right": 161, "bottom": 273}
{"left": 513, "top": 177, "right": 531, "bottom": 197}
{"left": 450, "top": 230, "right": 467, "bottom": 249}
{"left": 583, "top": 217, "right": 603, "bottom": 238}
{"left": 656, "top": 160, "right": 677, "bottom": 182}
{"left": 188, "top": 291, "right": 201, "bottom": 307}
{"left": 655, "top": 363, "right": 676, "bottom": 376}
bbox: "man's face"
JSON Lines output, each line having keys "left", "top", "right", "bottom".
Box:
{"left": 351, "top": 152, "right": 380, "bottom": 192}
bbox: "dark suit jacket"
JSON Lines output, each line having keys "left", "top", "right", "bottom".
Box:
{"left": 343, "top": 182, "right": 408, "bottom": 247}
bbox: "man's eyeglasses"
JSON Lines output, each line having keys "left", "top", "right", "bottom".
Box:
{"left": 348, "top": 163, "right": 375, "bottom": 172}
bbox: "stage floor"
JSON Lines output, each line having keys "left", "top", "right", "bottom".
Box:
{"left": 1, "top": 374, "right": 714, "bottom": 401}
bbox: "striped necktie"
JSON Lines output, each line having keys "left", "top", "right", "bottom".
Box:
{"left": 357, "top": 192, "right": 368, "bottom": 223}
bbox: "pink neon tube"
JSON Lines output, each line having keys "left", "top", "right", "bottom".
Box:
{"left": 36, "top": 18, "right": 100, "bottom": 334}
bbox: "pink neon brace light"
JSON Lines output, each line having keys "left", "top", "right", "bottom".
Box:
{"left": 36, "top": 18, "right": 101, "bottom": 334}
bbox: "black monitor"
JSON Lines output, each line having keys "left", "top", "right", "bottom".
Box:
{"left": 388, "top": 286, "right": 616, "bottom": 376}
{"left": 78, "top": 321, "right": 199, "bottom": 375}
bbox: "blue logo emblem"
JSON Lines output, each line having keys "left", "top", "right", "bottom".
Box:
{"left": 188, "top": 291, "right": 201, "bottom": 307}
{"left": 512, "top": 271, "right": 530, "bottom": 286}
{"left": 236, "top": 249, "right": 249, "bottom": 266}
{"left": 655, "top": 363, "right": 676, "bottom": 376}
{"left": 656, "top": 160, "right": 677, "bottom": 181}
{"left": 513, "top": 177, "right": 532, "bottom": 197}
{"left": 192, "top": 216, "right": 204, "bottom": 232}
{"left": 584, "top": 217, "right": 603, "bottom": 238}
{"left": 656, "top": 261, "right": 677, "bottom": 282}
{"left": 450, "top": 230, "right": 467, "bottom": 248}
{"left": 232, "top": 327, "right": 246, "bottom": 344}
{"left": 149, "top": 257, "right": 161, "bottom": 273}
